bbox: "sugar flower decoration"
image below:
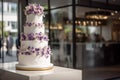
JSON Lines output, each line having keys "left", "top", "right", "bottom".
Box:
{"left": 25, "top": 3, "right": 44, "bottom": 15}
{"left": 21, "top": 32, "right": 49, "bottom": 41}
{"left": 18, "top": 46, "right": 52, "bottom": 58}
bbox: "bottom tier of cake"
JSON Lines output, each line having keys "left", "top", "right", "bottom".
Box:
{"left": 17, "top": 54, "right": 53, "bottom": 71}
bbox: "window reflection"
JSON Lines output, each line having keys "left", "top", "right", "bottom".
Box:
{"left": 92, "top": 0, "right": 106, "bottom": 3}
{"left": 75, "top": 6, "right": 120, "bottom": 43}
{"left": 28, "top": 0, "right": 48, "bottom": 9}
{"left": 50, "top": 0, "right": 72, "bottom": 8}
{"left": 1, "top": 1, "right": 18, "bottom": 62}
{"left": 50, "top": 7, "right": 73, "bottom": 68}
{"left": 75, "top": 6, "right": 120, "bottom": 69}
{"left": 50, "top": 7, "right": 72, "bottom": 42}
{"left": 109, "top": 0, "right": 120, "bottom": 5}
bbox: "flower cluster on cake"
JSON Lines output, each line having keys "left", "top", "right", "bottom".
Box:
{"left": 16, "top": 4, "right": 53, "bottom": 71}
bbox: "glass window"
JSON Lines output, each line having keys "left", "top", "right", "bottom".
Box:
{"left": 0, "top": 1, "right": 2, "bottom": 35}
{"left": 50, "top": 7, "right": 73, "bottom": 68}
{"left": 11, "top": 22, "right": 17, "bottom": 29}
{"left": 3, "top": 2, "right": 8, "bottom": 12}
{"left": 11, "top": 3, "right": 17, "bottom": 12}
{"left": 3, "top": 1, "right": 18, "bottom": 62}
{"left": 76, "top": 0, "right": 107, "bottom": 5}
{"left": 75, "top": 6, "right": 116, "bottom": 42}
{"left": 91, "top": 0, "right": 107, "bottom": 8}
{"left": 28, "top": 0, "right": 48, "bottom": 10}
{"left": 0, "top": 0, "right": 2, "bottom": 62}
{"left": 50, "top": 0, "right": 72, "bottom": 8}
{"left": 75, "top": 6, "right": 120, "bottom": 69}
{"left": 76, "top": 0, "right": 90, "bottom": 5}
{"left": 44, "top": 11, "right": 49, "bottom": 34}
{"left": 92, "top": 0, "right": 106, "bottom": 3}
{"left": 0, "top": 2, "right": 1, "bottom": 12}
{"left": 76, "top": 6, "right": 120, "bottom": 79}
{"left": 109, "top": 0, "right": 120, "bottom": 5}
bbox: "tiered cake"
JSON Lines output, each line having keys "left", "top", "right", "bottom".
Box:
{"left": 16, "top": 4, "right": 53, "bottom": 71}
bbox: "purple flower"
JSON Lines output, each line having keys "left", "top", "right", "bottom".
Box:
{"left": 25, "top": 4, "right": 44, "bottom": 15}
{"left": 35, "top": 48, "right": 40, "bottom": 51}
{"left": 44, "top": 36, "right": 47, "bottom": 40}
{"left": 39, "top": 32, "right": 41, "bottom": 35}
{"left": 25, "top": 52, "right": 31, "bottom": 55}
{"left": 28, "top": 33, "right": 35, "bottom": 40}
{"left": 44, "top": 36, "right": 49, "bottom": 41}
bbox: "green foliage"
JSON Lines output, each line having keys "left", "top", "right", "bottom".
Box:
{"left": 0, "top": 21, "right": 9, "bottom": 37}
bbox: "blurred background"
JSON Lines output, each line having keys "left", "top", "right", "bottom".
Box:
{"left": 0, "top": 0, "right": 120, "bottom": 79}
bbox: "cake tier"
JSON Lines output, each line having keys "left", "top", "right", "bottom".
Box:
{"left": 18, "top": 54, "right": 51, "bottom": 66}
{"left": 26, "top": 14, "right": 43, "bottom": 23}
{"left": 21, "top": 40, "right": 48, "bottom": 49}
{"left": 25, "top": 4, "right": 44, "bottom": 16}
{"left": 17, "top": 53, "right": 53, "bottom": 71}
{"left": 21, "top": 32, "right": 49, "bottom": 41}
{"left": 24, "top": 23, "right": 45, "bottom": 34}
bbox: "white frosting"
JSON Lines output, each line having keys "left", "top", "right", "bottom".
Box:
{"left": 18, "top": 54, "right": 52, "bottom": 67}
{"left": 24, "top": 25, "right": 45, "bottom": 34}
{"left": 21, "top": 40, "right": 48, "bottom": 49}
{"left": 26, "top": 14, "right": 43, "bottom": 23}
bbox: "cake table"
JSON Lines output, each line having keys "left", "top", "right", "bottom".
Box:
{"left": 0, "top": 62, "right": 81, "bottom": 80}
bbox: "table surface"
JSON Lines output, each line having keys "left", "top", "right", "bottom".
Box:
{"left": 0, "top": 62, "right": 81, "bottom": 80}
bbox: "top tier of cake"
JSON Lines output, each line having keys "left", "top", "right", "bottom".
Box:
{"left": 24, "top": 4, "right": 45, "bottom": 34}
{"left": 25, "top": 4, "right": 44, "bottom": 23}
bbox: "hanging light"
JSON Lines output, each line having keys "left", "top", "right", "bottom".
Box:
{"left": 85, "top": 11, "right": 111, "bottom": 20}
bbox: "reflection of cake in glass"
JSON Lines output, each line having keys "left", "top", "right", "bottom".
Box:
{"left": 16, "top": 4, "right": 53, "bottom": 71}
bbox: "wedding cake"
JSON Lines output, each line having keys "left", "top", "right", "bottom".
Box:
{"left": 16, "top": 4, "right": 53, "bottom": 70}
